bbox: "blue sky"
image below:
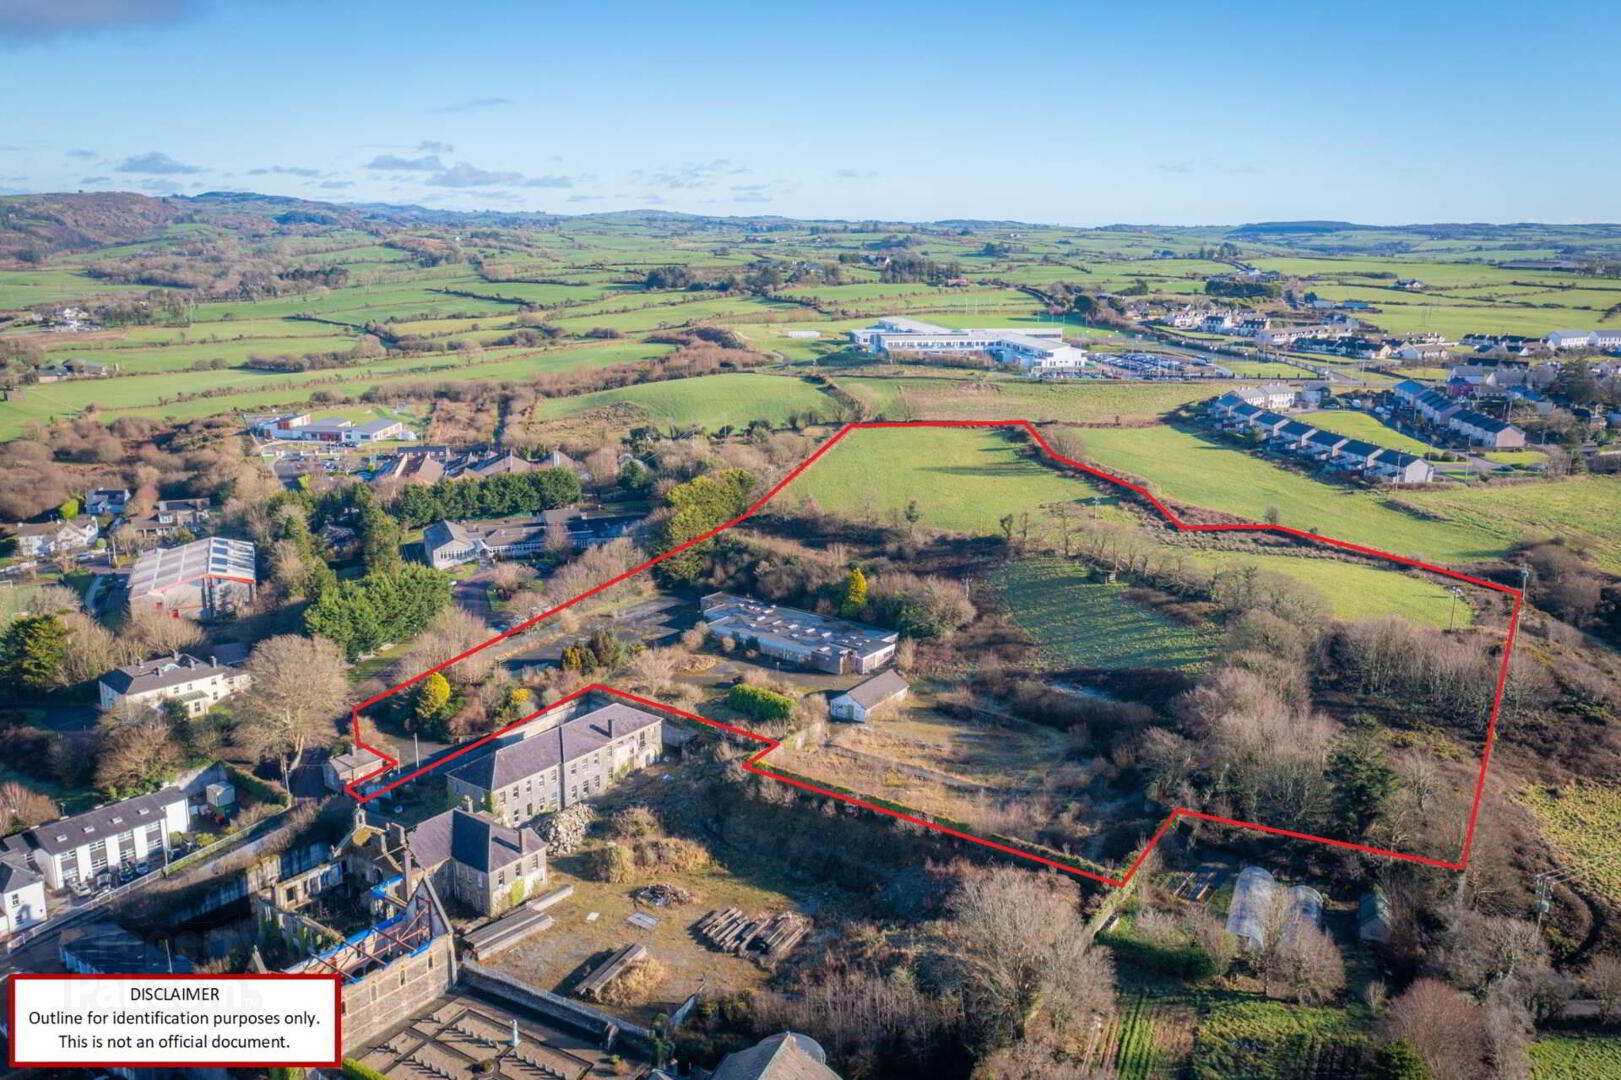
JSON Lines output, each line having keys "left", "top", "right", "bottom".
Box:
{"left": 2, "top": 0, "right": 1617, "bottom": 225}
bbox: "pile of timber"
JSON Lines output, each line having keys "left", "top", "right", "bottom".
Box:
{"left": 694, "top": 908, "right": 810, "bottom": 967}
{"left": 575, "top": 943, "right": 650, "bottom": 1001}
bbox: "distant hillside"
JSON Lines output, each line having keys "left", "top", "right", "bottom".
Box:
{"left": 0, "top": 192, "right": 176, "bottom": 261}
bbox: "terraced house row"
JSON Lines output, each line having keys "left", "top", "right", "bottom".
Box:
{"left": 1207, "top": 393, "right": 1436, "bottom": 484}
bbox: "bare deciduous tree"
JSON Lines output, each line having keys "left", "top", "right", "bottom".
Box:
{"left": 1382, "top": 978, "right": 1489, "bottom": 1080}
{"left": 128, "top": 605, "right": 204, "bottom": 656}
{"left": 235, "top": 635, "right": 350, "bottom": 780}
{"left": 0, "top": 780, "right": 58, "bottom": 833}
{"left": 947, "top": 866, "right": 1114, "bottom": 1042}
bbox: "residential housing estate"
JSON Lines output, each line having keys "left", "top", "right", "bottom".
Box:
{"left": 446, "top": 701, "right": 664, "bottom": 826}
{"left": 127, "top": 536, "right": 257, "bottom": 618}
{"left": 702, "top": 592, "right": 900, "bottom": 674}
{"left": 848, "top": 316, "right": 1093, "bottom": 374}
{"left": 1207, "top": 393, "right": 1436, "bottom": 483}
{"left": 1389, "top": 380, "right": 1527, "bottom": 449}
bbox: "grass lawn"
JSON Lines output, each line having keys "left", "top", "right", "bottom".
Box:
{"left": 990, "top": 559, "right": 1222, "bottom": 671}
{"left": 1530, "top": 1036, "right": 1621, "bottom": 1079}
{"left": 790, "top": 426, "right": 1109, "bottom": 534}
{"left": 1297, "top": 410, "right": 1437, "bottom": 456}
{"left": 1070, "top": 425, "right": 1509, "bottom": 566}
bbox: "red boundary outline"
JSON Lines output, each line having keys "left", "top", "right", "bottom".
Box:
{"left": 345, "top": 419, "right": 1522, "bottom": 889}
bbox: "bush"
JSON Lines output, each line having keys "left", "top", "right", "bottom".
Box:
{"left": 608, "top": 805, "right": 660, "bottom": 841}
{"left": 633, "top": 836, "right": 711, "bottom": 873}
{"left": 728, "top": 683, "right": 795, "bottom": 722}
{"left": 586, "top": 842, "right": 634, "bottom": 883}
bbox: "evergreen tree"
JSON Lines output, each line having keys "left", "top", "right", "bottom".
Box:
{"left": 1328, "top": 731, "right": 1397, "bottom": 838}
{"left": 2, "top": 614, "right": 70, "bottom": 693}
{"left": 653, "top": 469, "right": 755, "bottom": 585}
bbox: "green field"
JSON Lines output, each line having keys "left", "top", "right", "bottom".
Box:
{"left": 1069, "top": 425, "right": 1509, "bottom": 565}
{"left": 840, "top": 376, "right": 1219, "bottom": 424}
{"left": 1297, "top": 410, "right": 1437, "bottom": 456}
{"left": 990, "top": 559, "right": 1222, "bottom": 671}
{"left": 1184, "top": 550, "right": 1472, "bottom": 628}
{"left": 1397, "top": 476, "right": 1621, "bottom": 573}
{"left": 0, "top": 341, "right": 671, "bottom": 437}
{"left": 1530, "top": 1036, "right": 1621, "bottom": 1079}
{"left": 789, "top": 426, "right": 1111, "bottom": 534}
{"left": 526, "top": 372, "right": 834, "bottom": 431}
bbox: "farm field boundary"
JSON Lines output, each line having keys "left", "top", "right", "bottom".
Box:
{"left": 346, "top": 419, "right": 1523, "bottom": 889}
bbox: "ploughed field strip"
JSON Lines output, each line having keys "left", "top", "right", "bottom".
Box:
{"left": 346, "top": 421, "right": 1524, "bottom": 888}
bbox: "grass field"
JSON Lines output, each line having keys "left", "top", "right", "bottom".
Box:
{"left": 990, "top": 560, "right": 1222, "bottom": 671}
{"left": 1519, "top": 782, "right": 1621, "bottom": 902}
{"left": 1069, "top": 425, "right": 1510, "bottom": 565}
{"left": 1297, "top": 409, "right": 1437, "bottom": 456}
{"left": 526, "top": 372, "right": 834, "bottom": 431}
{"left": 790, "top": 426, "right": 1110, "bottom": 534}
{"left": 839, "top": 375, "right": 1218, "bottom": 423}
{"left": 1188, "top": 550, "right": 1473, "bottom": 627}
{"left": 1396, "top": 476, "right": 1621, "bottom": 572}
{"left": 1530, "top": 1036, "right": 1621, "bottom": 1079}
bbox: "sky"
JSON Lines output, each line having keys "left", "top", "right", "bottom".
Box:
{"left": 2, "top": 0, "right": 1618, "bottom": 226}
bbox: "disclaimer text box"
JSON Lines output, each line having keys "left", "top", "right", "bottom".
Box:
{"left": 8, "top": 973, "right": 341, "bottom": 1068}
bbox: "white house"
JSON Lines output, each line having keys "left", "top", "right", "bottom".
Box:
{"left": 830, "top": 670, "right": 909, "bottom": 723}
{"left": 1547, "top": 330, "right": 1598, "bottom": 350}
{"left": 0, "top": 846, "right": 47, "bottom": 936}
{"left": 1447, "top": 409, "right": 1526, "bottom": 449}
{"left": 1234, "top": 383, "right": 1298, "bottom": 410}
{"left": 1367, "top": 451, "right": 1436, "bottom": 484}
{"left": 86, "top": 489, "right": 131, "bottom": 516}
{"left": 9, "top": 516, "right": 98, "bottom": 558}
{"left": 25, "top": 790, "right": 190, "bottom": 890}
{"left": 98, "top": 646, "right": 251, "bottom": 718}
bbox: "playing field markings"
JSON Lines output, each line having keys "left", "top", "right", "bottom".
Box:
{"left": 346, "top": 420, "right": 1522, "bottom": 888}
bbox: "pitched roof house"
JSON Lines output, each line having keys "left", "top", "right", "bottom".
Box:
{"left": 830, "top": 670, "right": 909, "bottom": 723}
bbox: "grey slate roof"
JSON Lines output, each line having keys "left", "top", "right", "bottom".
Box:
{"left": 1306, "top": 430, "right": 1347, "bottom": 450}
{"left": 1336, "top": 439, "right": 1384, "bottom": 460}
{"left": 98, "top": 645, "right": 248, "bottom": 696}
{"left": 28, "top": 790, "right": 186, "bottom": 855}
{"left": 836, "top": 670, "right": 909, "bottom": 710}
{"left": 447, "top": 702, "right": 662, "bottom": 791}
{"left": 407, "top": 808, "right": 541, "bottom": 873}
{"left": 0, "top": 857, "right": 42, "bottom": 893}
{"left": 710, "top": 1033, "right": 839, "bottom": 1080}
{"left": 1277, "top": 420, "right": 1317, "bottom": 440}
